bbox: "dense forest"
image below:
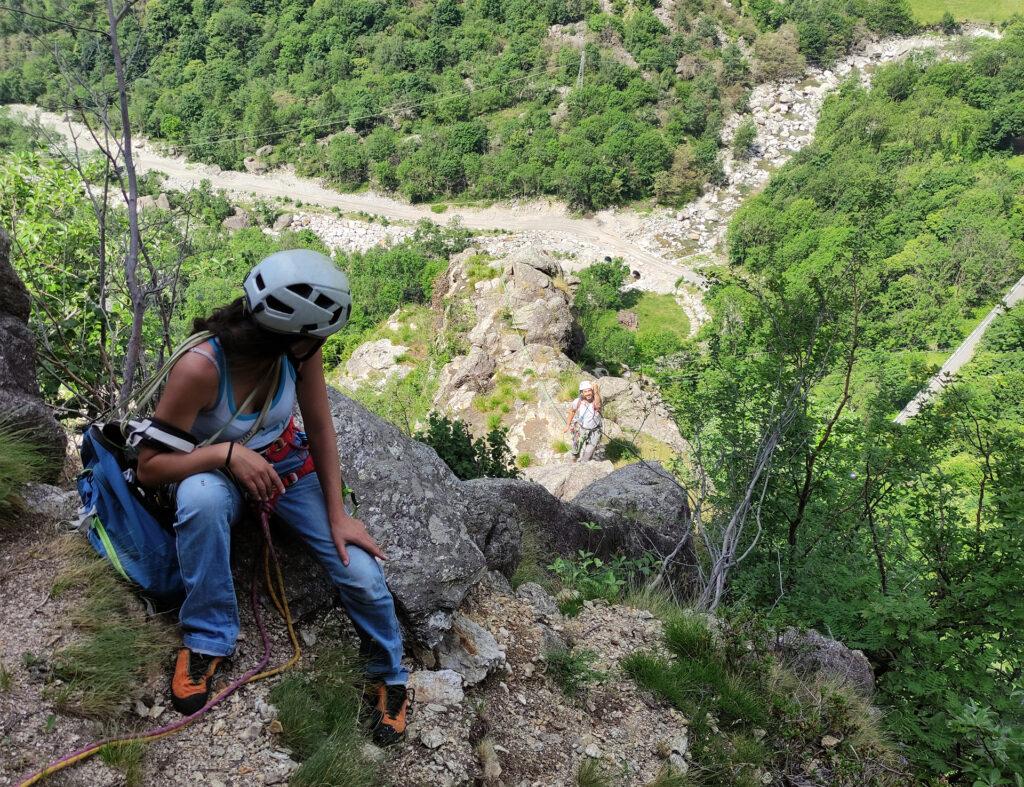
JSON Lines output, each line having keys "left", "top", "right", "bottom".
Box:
{"left": 0, "top": 0, "right": 915, "bottom": 207}
{"left": 660, "top": 25, "right": 1024, "bottom": 780}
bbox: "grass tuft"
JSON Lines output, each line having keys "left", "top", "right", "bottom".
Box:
{"left": 473, "top": 374, "right": 535, "bottom": 419}
{"left": 545, "top": 647, "right": 604, "bottom": 699}
{"left": 0, "top": 661, "right": 12, "bottom": 692}
{"left": 465, "top": 253, "right": 500, "bottom": 286}
{"left": 511, "top": 521, "right": 548, "bottom": 590}
{"left": 575, "top": 756, "right": 613, "bottom": 787}
{"left": 646, "top": 767, "right": 693, "bottom": 786}
{"left": 557, "top": 369, "right": 583, "bottom": 402}
{"left": 269, "top": 646, "right": 380, "bottom": 787}
{"left": 664, "top": 616, "right": 716, "bottom": 663}
{"left": 0, "top": 422, "right": 46, "bottom": 529}
{"left": 99, "top": 740, "right": 147, "bottom": 787}
{"left": 47, "top": 537, "right": 174, "bottom": 719}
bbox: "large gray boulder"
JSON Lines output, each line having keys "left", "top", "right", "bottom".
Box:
{"left": 328, "top": 390, "right": 487, "bottom": 647}
{"left": 0, "top": 229, "right": 66, "bottom": 480}
{"left": 574, "top": 462, "right": 695, "bottom": 586}
{"left": 465, "top": 467, "right": 695, "bottom": 592}
{"left": 772, "top": 628, "right": 875, "bottom": 697}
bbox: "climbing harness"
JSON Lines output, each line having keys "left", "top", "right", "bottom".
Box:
{"left": 571, "top": 422, "right": 602, "bottom": 457}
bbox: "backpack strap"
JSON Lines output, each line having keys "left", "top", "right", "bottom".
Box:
{"left": 121, "top": 331, "right": 215, "bottom": 422}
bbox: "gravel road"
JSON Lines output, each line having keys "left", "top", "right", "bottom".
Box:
{"left": 8, "top": 104, "right": 709, "bottom": 323}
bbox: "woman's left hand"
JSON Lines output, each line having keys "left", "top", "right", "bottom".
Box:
{"left": 330, "top": 514, "right": 387, "bottom": 566}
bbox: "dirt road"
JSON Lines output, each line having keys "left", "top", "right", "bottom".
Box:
{"left": 8, "top": 104, "right": 707, "bottom": 314}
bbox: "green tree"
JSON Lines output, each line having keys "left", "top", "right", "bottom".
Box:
{"left": 326, "top": 134, "right": 368, "bottom": 190}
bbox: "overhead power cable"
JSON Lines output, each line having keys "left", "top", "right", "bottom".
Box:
{"left": 0, "top": 3, "right": 105, "bottom": 34}
{"left": 170, "top": 61, "right": 568, "bottom": 151}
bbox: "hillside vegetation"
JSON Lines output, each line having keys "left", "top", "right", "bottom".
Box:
{"left": 659, "top": 26, "right": 1024, "bottom": 780}
{"left": 0, "top": 0, "right": 916, "bottom": 208}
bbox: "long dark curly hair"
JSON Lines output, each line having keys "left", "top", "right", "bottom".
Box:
{"left": 192, "top": 297, "right": 302, "bottom": 363}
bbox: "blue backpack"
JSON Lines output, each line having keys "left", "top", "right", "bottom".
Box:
{"left": 77, "top": 423, "right": 186, "bottom": 606}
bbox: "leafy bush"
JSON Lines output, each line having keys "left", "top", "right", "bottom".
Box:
{"left": 751, "top": 23, "right": 805, "bottom": 82}
{"left": 415, "top": 413, "right": 519, "bottom": 480}
{"left": 548, "top": 548, "right": 660, "bottom": 612}
{"left": 732, "top": 118, "right": 757, "bottom": 161}
{"left": 249, "top": 199, "right": 279, "bottom": 227}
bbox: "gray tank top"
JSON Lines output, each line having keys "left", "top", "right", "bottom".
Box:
{"left": 189, "top": 338, "right": 296, "bottom": 450}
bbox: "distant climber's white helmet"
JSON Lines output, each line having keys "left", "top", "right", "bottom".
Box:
{"left": 243, "top": 250, "right": 351, "bottom": 338}
{"left": 579, "top": 381, "right": 593, "bottom": 392}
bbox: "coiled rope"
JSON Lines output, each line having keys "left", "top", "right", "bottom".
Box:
{"left": 16, "top": 503, "right": 301, "bottom": 786}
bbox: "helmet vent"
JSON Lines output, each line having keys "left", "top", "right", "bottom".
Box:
{"left": 266, "top": 295, "right": 294, "bottom": 315}
{"left": 302, "top": 323, "right": 318, "bottom": 333}
{"left": 287, "top": 283, "right": 313, "bottom": 298}
{"left": 314, "top": 293, "right": 334, "bottom": 309}
{"left": 255, "top": 273, "right": 265, "bottom": 290}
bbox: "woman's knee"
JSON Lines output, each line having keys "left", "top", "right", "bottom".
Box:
{"left": 175, "top": 472, "right": 239, "bottom": 526}
{"left": 336, "top": 547, "right": 391, "bottom": 603}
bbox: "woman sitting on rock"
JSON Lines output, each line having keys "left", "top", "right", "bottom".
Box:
{"left": 135, "top": 249, "right": 409, "bottom": 746}
{"left": 565, "top": 380, "right": 603, "bottom": 462}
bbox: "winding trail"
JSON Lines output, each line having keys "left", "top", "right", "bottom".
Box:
{"left": 7, "top": 103, "right": 706, "bottom": 307}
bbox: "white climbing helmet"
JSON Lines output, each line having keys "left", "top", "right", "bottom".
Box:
{"left": 243, "top": 249, "right": 352, "bottom": 338}
{"left": 579, "top": 380, "right": 593, "bottom": 391}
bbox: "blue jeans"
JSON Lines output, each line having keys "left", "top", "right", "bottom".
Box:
{"left": 172, "top": 451, "right": 407, "bottom": 685}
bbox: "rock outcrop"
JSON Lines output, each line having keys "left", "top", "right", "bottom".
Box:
{"left": 338, "top": 338, "right": 412, "bottom": 389}
{"left": 772, "top": 627, "right": 876, "bottom": 697}
{"left": 221, "top": 208, "right": 251, "bottom": 231}
{"left": 433, "top": 245, "right": 688, "bottom": 477}
{"left": 0, "top": 229, "right": 66, "bottom": 480}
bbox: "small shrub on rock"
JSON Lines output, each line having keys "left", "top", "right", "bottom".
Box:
{"left": 415, "top": 413, "right": 519, "bottom": 480}
{"left": 732, "top": 117, "right": 757, "bottom": 161}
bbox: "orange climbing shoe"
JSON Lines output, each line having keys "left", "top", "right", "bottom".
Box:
{"left": 366, "top": 683, "right": 411, "bottom": 747}
{"left": 170, "top": 648, "right": 224, "bottom": 715}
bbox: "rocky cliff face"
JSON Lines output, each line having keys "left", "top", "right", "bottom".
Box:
{"left": 431, "top": 245, "right": 687, "bottom": 494}
{"left": 0, "top": 228, "right": 66, "bottom": 480}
